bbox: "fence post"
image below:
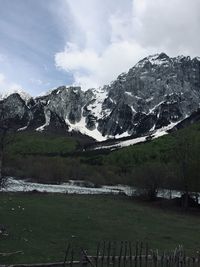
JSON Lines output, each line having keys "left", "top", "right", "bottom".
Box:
{"left": 139, "top": 242, "right": 143, "bottom": 267}
{"left": 80, "top": 249, "right": 87, "bottom": 267}
{"left": 135, "top": 242, "right": 139, "bottom": 267}
{"left": 63, "top": 243, "right": 71, "bottom": 267}
{"left": 70, "top": 249, "right": 74, "bottom": 267}
{"left": 113, "top": 241, "right": 117, "bottom": 267}
{"left": 129, "top": 241, "right": 133, "bottom": 267}
{"left": 101, "top": 241, "right": 106, "bottom": 267}
{"left": 96, "top": 242, "right": 100, "bottom": 267}
{"left": 61, "top": 241, "right": 199, "bottom": 267}
{"left": 118, "top": 241, "right": 123, "bottom": 267}
{"left": 145, "top": 243, "right": 148, "bottom": 267}
{"left": 124, "top": 241, "right": 128, "bottom": 267}
{"left": 107, "top": 241, "right": 111, "bottom": 267}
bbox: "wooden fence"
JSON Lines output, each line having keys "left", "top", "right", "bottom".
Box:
{"left": 1, "top": 242, "right": 200, "bottom": 267}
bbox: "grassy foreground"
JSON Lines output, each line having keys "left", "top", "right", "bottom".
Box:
{"left": 0, "top": 193, "right": 200, "bottom": 264}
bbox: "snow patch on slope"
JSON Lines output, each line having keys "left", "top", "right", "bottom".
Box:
{"left": 62, "top": 87, "right": 110, "bottom": 141}
{"left": 36, "top": 110, "right": 51, "bottom": 132}
{"left": 65, "top": 109, "right": 107, "bottom": 141}
{"left": 94, "top": 121, "right": 180, "bottom": 150}
{"left": 87, "top": 87, "right": 109, "bottom": 119}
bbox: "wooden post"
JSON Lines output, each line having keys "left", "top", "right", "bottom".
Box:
{"left": 160, "top": 251, "right": 164, "bottom": 267}
{"left": 139, "top": 243, "right": 143, "bottom": 267}
{"left": 183, "top": 250, "right": 186, "bottom": 267}
{"left": 192, "top": 257, "right": 195, "bottom": 267}
{"left": 81, "top": 249, "right": 95, "bottom": 267}
{"left": 123, "top": 241, "right": 127, "bottom": 267}
{"left": 112, "top": 241, "right": 117, "bottom": 267}
{"left": 107, "top": 241, "right": 111, "bottom": 267}
{"left": 101, "top": 241, "right": 106, "bottom": 267}
{"left": 145, "top": 243, "right": 148, "bottom": 267}
{"left": 118, "top": 241, "right": 123, "bottom": 267}
{"left": 129, "top": 242, "right": 133, "bottom": 267}
{"left": 63, "top": 243, "right": 71, "bottom": 267}
{"left": 96, "top": 242, "right": 100, "bottom": 267}
{"left": 166, "top": 253, "right": 169, "bottom": 267}
{"left": 135, "top": 242, "right": 139, "bottom": 267}
{"left": 70, "top": 249, "right": 74, "bottom": 267}
{"left": 80, "top": 250, "right": 85, "bottom": 267}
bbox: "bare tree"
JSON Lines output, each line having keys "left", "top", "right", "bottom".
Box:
{"left": 133, "top": 162, "right": 167, "bottom": 200}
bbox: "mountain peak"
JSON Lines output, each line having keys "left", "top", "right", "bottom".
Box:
{"left": 156, "top": 52, "right": 169, "bottom": 59}
{"left": 0, "top": 88, "right": 31, "bottom": 102}
{"left": 135, "top": 53, "right": 170, "bottom": 68}
{"left": 147, "top": 53, "right": 170, "bottom": 65}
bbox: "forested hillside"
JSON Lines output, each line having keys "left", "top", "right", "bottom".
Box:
{"left": 2, "top": 122, "right": 200, "bottom": 204}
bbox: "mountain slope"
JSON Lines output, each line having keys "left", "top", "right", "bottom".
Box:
{"left": 1, "top": 53, "right": 200, "bottom": 142}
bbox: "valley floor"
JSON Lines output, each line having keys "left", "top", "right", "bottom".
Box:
{"left": 0, "top": 193, "right": 200, "bottom": 264}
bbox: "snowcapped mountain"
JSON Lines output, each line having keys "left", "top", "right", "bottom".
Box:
{"left": 1, "top": 53, "right": 200, "bottom": 142}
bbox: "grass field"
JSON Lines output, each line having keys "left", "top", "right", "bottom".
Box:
{"left": 0, "top": 193, "right": 200, "bottom": 264}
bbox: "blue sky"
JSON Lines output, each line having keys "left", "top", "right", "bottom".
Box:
{"left": 0, "top": 0, "right": 200, "bottom": 96}
{"left": 0, "top": 0, "right": 74, "bottom": 95}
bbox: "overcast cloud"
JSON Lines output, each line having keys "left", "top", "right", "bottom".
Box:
{"left": 0, "top": 0, "right": 200, "bottom": 95}
{"left": 55, "top": 0, "right": 200, "bottom": 90}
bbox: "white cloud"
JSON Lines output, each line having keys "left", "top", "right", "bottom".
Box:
{"left": 55, "top": 0, "right": 200, "bottom": 90}
{"left": 30, "top": 78, "right": 43, "bottom": 86}
{"left": 132, "top": 0, "right": 200, "bottom": 55}
{"left": 55, "top": 41, "right": 153, "bottom": 89}
{"left": 0, "top": 72, "right": 23, "bottom": 97}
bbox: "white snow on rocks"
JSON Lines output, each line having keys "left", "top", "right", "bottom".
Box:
{"left": 148, "top": 101, "right": 165, "bottom": 114}
{"left": 135, "top": 54, "right": 170, "bottom": 68}
{"left": 87, "top": 87, "right": 109, "bottom": 120}
{"left": 1, "top": 178, "right": 122, "bottom": 195}
{"left": 1, "top": 177, "right": 184, "bottom": 200}
{"left": 0, "top": 89, "right": 31, "bottom": 102}
{"left": 148, "top": 54, "right": 169, "bottom": 66}
{"left": 94, "top": 121, "right": 180, "bottom": 151}
{"left": 36, "top": 109, "right": 51, "bottom": 132}
{"left": 125, "top": 91, "right": 133, "bottom": 97}
{"left": 17, "top": 125, "right": 28, "bottom": 132}
{"left": 65, "top": 109, "right": 107, "bottom": 142}
{"left": 94, "top": 136, "right": 147, "bottom": 150}
{"left": 64, "top": 87, "right": 110, "bottom": 141}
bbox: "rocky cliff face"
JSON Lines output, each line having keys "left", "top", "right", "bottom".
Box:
{"left": 1, "top": 53, "right": 200, "bottom": 141}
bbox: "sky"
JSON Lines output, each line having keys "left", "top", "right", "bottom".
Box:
{"left": 0, "top": 0, "right": 200, "bottom": 96}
